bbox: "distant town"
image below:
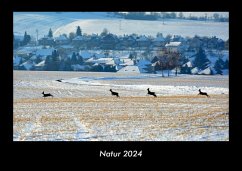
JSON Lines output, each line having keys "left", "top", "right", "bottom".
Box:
{"left": 13, "top": 24, "right": 229, "bottom": 76}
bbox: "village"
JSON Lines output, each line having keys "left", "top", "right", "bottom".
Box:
{"left": 13, "top": 26, "right": 229, "bottom": 75}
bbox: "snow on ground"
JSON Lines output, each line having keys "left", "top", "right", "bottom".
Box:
{"left": 54, "top": 18, "right": 228, "bottom": 40}
{"left": 14, "top": 71, "right": 229, "bottom": 141}
{"left": 14, "top": 12, "right": 228, "bottom": 40}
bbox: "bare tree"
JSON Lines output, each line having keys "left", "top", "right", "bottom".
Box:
{"left": 157, "top": 50, "right": 181, "bottom": 77}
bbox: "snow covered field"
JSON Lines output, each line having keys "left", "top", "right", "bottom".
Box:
{"left": 14, "top": 12, "right": 229, "bottom": 40}
{"left": 13, "top": 71, "right": 229, "bottom": 141}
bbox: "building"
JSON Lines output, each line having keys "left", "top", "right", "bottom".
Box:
{"left": 38, "top": 36, "right": 55, "bottom": 46}
{"left": 165, "top": 41, "right": 182, "bottom": 52}
{"left": 153, "top": 36, "right": 166, "bottom": 47}
{"left": 117, "top": 65, "right": 140, "bottom": 74}
{"left": 101, "top": 34, "right": 118, "bottom": 50}
{"left": 55, "top": 35, "right": 70, "bottom": 45}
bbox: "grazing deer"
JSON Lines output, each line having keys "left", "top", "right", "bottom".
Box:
{"left": 198, "top": 89, "right": 210, "bottom": 97}
{"left": 42, "top": 91, "right": 53, "bottom": 98}
{"left": 147, "top": 88, "right": 157, "bottom": 97}
{"left": 110, "top": 89, "right": 119, "bottom": 97}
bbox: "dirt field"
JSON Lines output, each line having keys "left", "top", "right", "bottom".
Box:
{"left": 13, "top": 71, "right": 229, "bottom": 141}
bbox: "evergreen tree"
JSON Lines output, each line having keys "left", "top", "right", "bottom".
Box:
{"left": 214, "top": 58, "right": 224, "bottom": 75}
{"left": 44, "top": 55, "right": 53, "bottom": 70}
{"left": 76, "top": 53, "right": 84, "bottom": 64}
{"left": 100, "top": 28, "right": 108, "bottom": 37}
{"left": 59, "top": 59, "right": 66, "bottom": 71}
{"left": 64, "top": 58, "right": 72, "bottom": 71}
{"left": 45, "top": 50, "right": 60, "bottom": 70}
{"left": 76, "top": 26, "right": 82, "bottom": 37}
{"left": 224, "top": 59, "right": 229, "bottom": 69}
{"left": 22, "top": 31, "right": 31, "bottom": 46}
{"left": 71, "top": 52, "right": 78, "bottom": 65}
{"left": 48, "top": 28, "right": 53, "bottom": 38}
{"left": 51, "top": 50, "right": 60, "bottom": 70}
{"left": 129, "top": 53, "right": 134, "bottom": 60}
{"left": 193, "top": 47, "right": 210, "bottom": 70}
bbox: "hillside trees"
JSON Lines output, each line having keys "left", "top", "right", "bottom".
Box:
{"left": 194, "top": 47, "right": 210, "bottom": 70}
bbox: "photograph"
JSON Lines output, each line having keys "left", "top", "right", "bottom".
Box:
{"left": 13, "top": 12, "right": 229, "bottom": 141}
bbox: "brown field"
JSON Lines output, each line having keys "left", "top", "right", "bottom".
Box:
{"left": 14, "top": 95, "right": 229, "bottom": 141}
{"left": 13, "top": 71, "right": 229, "bottom": 141}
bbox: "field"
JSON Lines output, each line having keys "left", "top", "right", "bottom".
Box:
{"left": 13, "top": 71, "right": 229, "bottom": 141}
{"left": 14, "top": 12, "right": 228, "bottom": 40}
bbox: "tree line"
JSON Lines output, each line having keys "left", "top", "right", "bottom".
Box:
{"left": 113, "top": 12, "right": 228, "bottom": 22}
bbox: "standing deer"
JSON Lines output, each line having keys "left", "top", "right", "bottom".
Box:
{"left": 198, "top": 89, "right": 210, "bottom": 97}
{"left": 42, "top": 91, "right": 53, "bottom": 98}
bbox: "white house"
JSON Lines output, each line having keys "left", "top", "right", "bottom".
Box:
{"left": 117, "top": 65, "right": 140, "bottom": 73}
{"left": 165, "top": 41, "right": 182, "bottom": 52}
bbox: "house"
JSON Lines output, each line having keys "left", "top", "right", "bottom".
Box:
{"left": 117, "top": 65, "right": 140, "bottom": 73}
{"left": 35, "top": 48, "right": 55, "bottom": 60}
{"left": 153, "top": 36, "right": 166, "bottom": 47}
{"left": 88, "top": 35, "right": 100, "bottom": 49}
{"left": 57, "top": 45, "right": 75, "bottom": 58}
{"left": 165, "top": 42, "right": 182, "bottom": 52}
{"left": 191, "top": 67, "right": 199, "bottom": 74}
{"left": 14, "top": 47, "right": 34, "bottom": 58}
{"left": 101, "top": 34, "right": 118, "bottom": 50}
{"left": 86, "top": 57, "right": 115, "bottom": 66}
{"left": 38, "top": 36, "right": 55, "bottom": 46}
{"left": 13, "top": 56, "right": 22, "bottom": 68}
{"left": 172, "top": 35, "right": 185, "bottom": 42}
{"left": 136, "top": 35, "right": 151, "bottom": 49}
{"left": 119, "top": 56, "right": 134, "bottom": 66}
{"left": 189, "top": 36, "right": 202, "bottom": 50}
{"left": 198, "top": 67, "right": 212, "bottom": 75}
{"left": 34, "top": 60, "right": 46, "bottom": 70}
{"left": 120, "top": 35, "right": 136, "bottom": 49}
{"left": 137, "top": 59, "right": 152, "bottom": 73}
{"left": 19, "top": 60, "right": 35, "bottom": 70}
{"left": 79, "top": 50, "right": 95, "bottom": 60}
{"left": 55, "top": 35, "right": 69, "bottom": 45}
{"left": 182, "top": 61, "right": 193, "bottom": 68}
{"left": 72, "top": 36, "right": 85, "bottom": 47}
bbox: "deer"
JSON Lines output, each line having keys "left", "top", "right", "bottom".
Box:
{"left": 109, "top": 89, "right": 119, "bottom": 97}
{"left": 198, "top": 89, "right": 210, "bottom": 97}
{"left": 42, "top": 91, "right": 53, "bottom": 98}
{"left": 147, "top": 88, "right": 157, "bottom": 97}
